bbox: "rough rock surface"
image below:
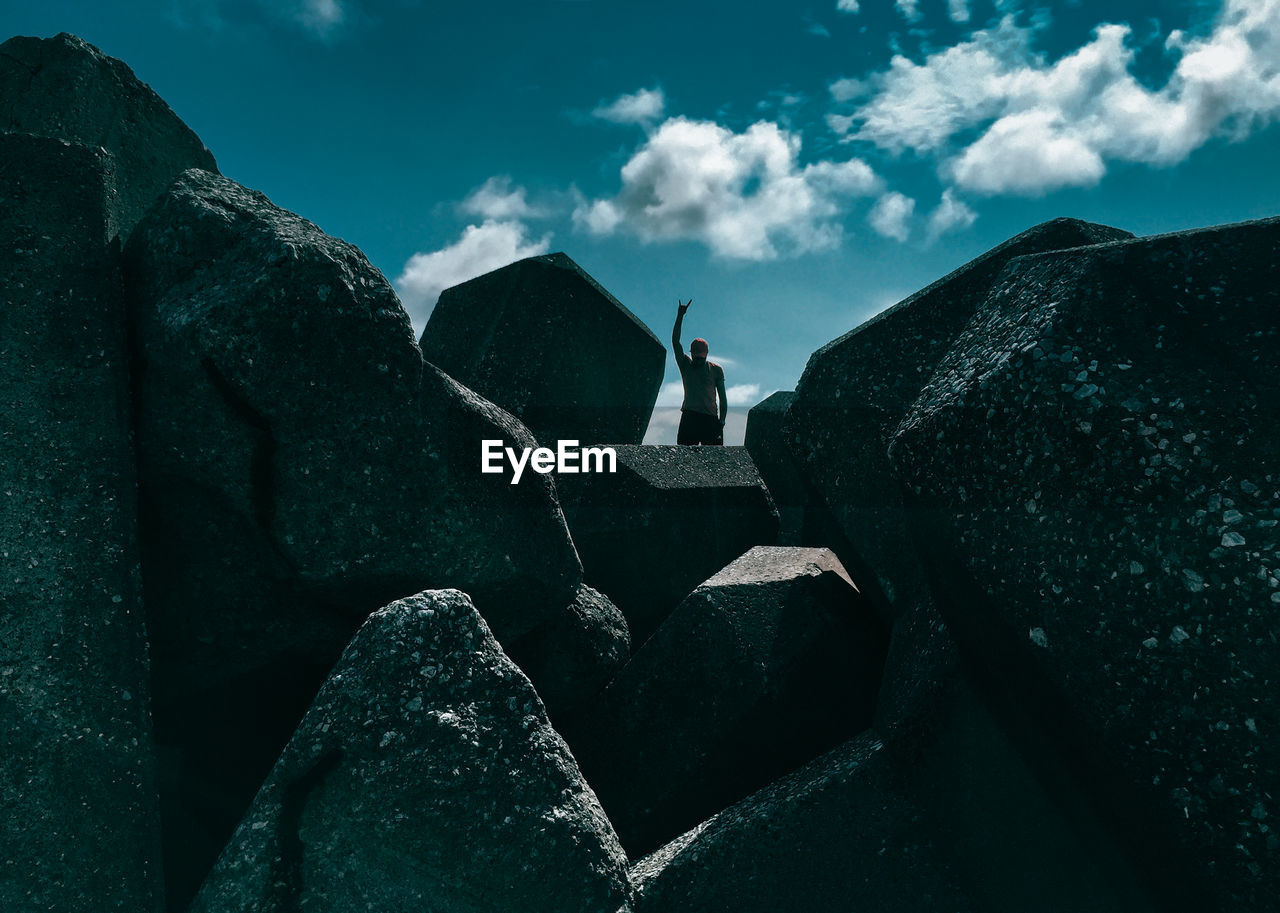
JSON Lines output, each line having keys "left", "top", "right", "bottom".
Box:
{"left": 421, "top": 252, "right": 665, "bottom": 445}
{"left": 507, "top": 584, "right": 630, "bottom": 726}
{"left": 890, "top": 217, "right": 1280, "bottom": 913}
{"left": 631, "top": 733, "right": 973, "bottom": 913}
{"left": 557, "top": 445, "right": 780, "bottom": 644}
{"left": 0, "top": 32, "right": 218, "bottom": 240}
{"left": 743, "top": 391, "right": 804, "bottom": 542}
{"left": 191, "top": 590, "right": 634, "bottom": 913}
{"left": 124, "top": 168, "right": 581, "bottom": 907}
{"left": 575, "top": 547, "right": 887, "bottom": 855}
{"left": 0, "top": 134, "right": 162, "bottom": 912}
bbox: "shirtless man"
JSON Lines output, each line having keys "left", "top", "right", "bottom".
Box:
{"left": 671, "top": 299, "right": 728, "bottom": 445}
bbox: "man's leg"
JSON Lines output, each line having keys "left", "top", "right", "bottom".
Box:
{"left": 677, "top": 412, "right": 698, "bottom": 445}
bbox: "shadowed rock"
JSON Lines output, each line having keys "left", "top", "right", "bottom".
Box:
{"left": 124, "top": 168, "right": 581, "bottom": 909}
{"left": 0, "top": 32, "right": 217, "bottom": 240}
{"left": 507, "top": 584, "right": 630, "bottom": 726}
{"left": 890, "top": 216, "right": 1280, "bottom": 913}
{"left": 421, "top": 252, "right": 665, "bottom": 445}
{"left": 556, "top": 445, "right": 780, "bottom": 644}
{"left": 743, "top": 391, "right": 804, "bottom": 542}
{"left": 190, "top": 589, "right": 633, "bottom": 913}
{"left": 785, "top": 218, "right": 1133, "bottom": 621}
{"left": 574, "top": 547, "right": 887, "bottom": 856}
{"left": 0, "top": 134, "right": 162, "bottom": 912}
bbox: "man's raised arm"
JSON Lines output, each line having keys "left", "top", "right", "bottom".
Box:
{"left": 672, "top": 299, "right": 691, "bottom": 354}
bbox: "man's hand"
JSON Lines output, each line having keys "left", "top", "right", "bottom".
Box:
{"left": 678, "top": 298, "right": 692, "bottom": 314}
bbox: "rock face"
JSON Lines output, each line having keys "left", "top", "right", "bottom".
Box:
{"left": 0, "top": 134, "right": 162, "bottom": 912}
{"left": 0, "top": 32, "right": 218, "bottom": 240}
{"left": 420, "top": 252, "right": 665, "bottom": 446}
{"left": 575, "top": 547, "right": 887, "bottom": 856}
{"left": 786, "top": 218, "right": 1133, "bottom": 617}
{"left": 557, "top": 445, "right": 780, "bottom": 644}
{"left": 631, "top": 733, "right": 975, "bottom": 913}
{"left": 507, "top": 584, "right": 631, "bottom": 726}
{"left": 124, "top": 168, "right": 581, "bottom": 907}
{"left": 890, "top": 217, "right": 1280, "bottom": 913}
{"left": 743, "top": 391, "right": 804, "bottom": 542}
{"left": 191, "top": 590, "right": 634, "bottom": 913}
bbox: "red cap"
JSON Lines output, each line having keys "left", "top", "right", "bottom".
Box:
{"left": 691, "top": 338, "right": 709, "bottom": 356}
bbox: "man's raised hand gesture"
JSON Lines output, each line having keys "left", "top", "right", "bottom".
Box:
{"left": 678, "top": 298, "right": 692, "bottom": 314}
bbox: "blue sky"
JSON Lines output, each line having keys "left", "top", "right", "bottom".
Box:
{"left": 6, "top": 0, "right": 1280, "bottom": 442}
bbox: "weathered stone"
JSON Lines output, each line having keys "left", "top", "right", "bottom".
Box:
{"left": 124, "top": 168, "right": 581, "bottom": 908}
{"left": 507, "top": 584, "right": 630, "bottom": 725}
{"left": 0, "top": 134, "right": 162, "bottom": 912}
{"left": 191, "top": 589, "right": 634, "bottom": 913}
{"left": 420, "top": 252, "right": 665, "bottom": 445}
{"left": 786, "top": 218, "right": 1133, "bottom": 620}
{"left": 574, "top": 547, "right": 887, "bottom": 855}
{"left": 743, "top": 391, "right": 804, "bottom": 543}
{"left": 631, "top": 733, "right": 974, "bottom": 913}
{"left": 557, "top": 445, "right": 780, "bottom": 643}
{"left": 890, "top": 217, "right": 1280, "bottom": 913}
{"left": 0, "top": 32, "right": 218, "bottom": 240}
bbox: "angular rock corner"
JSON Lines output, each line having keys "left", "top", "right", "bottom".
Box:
{"left": 4, "top": 28, "right": 1278, "bottom": 913}
{"left": 421, "top": 251, "right": 666, "bottom": 446}
{"left": 191, "top": 589, "right": 633, "bottom": 913}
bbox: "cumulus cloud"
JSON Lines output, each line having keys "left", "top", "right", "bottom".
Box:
{"left": 925, "top": 188, "right": 978, "bottom": 242}
{"left": 947, "top": 0, "right": 970, "bottom": 24}
{"left": 868, "top": 191, "right": 915, "bottom": 241}
{"left": 396, "top": 220, "right": 551, "bottom": 327}
{"left": 848, "top": 0, "right": 1280, "bottom": 195}
{"left": 594, "top": 88, "right": 667, "bottom": 125}
{"left": 836, "top": 0, "right": 860, "bottom": 13}
{"left": 460, "top": 176, "right": 541, "bottom": 220}
{"left": 828, "top": 77, "right": 869, "bottom": 103}
{"left": 575, "top": 116, "right": 882, "bottom": 260}
{"left": 726, "top": 383, "right": 762, "bottom": 405}
{"left": 896, "top": 0, "right": 921, "bottom": 23}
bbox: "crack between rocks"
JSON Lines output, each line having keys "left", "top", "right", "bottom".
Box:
{"left": 268, "top": 747, "right": 344, "bottom": 913}
{"left": 200, "top": 357, "right": 277, "bottom": 536}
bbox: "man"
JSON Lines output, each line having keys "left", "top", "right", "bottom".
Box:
{"left": 671, "top": 298, "right": 728, "bottom": 445}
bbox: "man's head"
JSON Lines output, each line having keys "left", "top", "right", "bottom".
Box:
{"left": 691, "top": 337, "right": 709, "bottom": 361}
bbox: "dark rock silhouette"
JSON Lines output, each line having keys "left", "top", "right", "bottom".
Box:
{"left": 0, "top": 133, "right": 162, "bottom": 912}
{"left": 631, "top": 733, "right": 974, "bottom": 913}
{"left": 743, "top": 390, "right": 804, "bottom": 542}
{"left": 890, "top": 216, "right": 1280, "bottom": 913}
{"left": 190, "top": 590, "right": 633, "bottom": 913}
{"left": 557, "top": 445, "right": 780, "bottom": 644}
{"left": 124, "top": 168, "right": 581, "bottom": 908}
{"left": 421, "top": 252, "right": 665, "bottom": 446}
{"left": 507, "top": 584, "right": 631, "bottom": 726}
{"left": 0, "top": 32, "right": 218, "bottom": 240}
{"left": 574, "top": 547, "right": 887, "bottom": 856}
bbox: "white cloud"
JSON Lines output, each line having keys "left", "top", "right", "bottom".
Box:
{"left": 396, "top": 220, "right": 551, "bottom": 329}
{"left": 806, "top": 18, "right": 832, "bottom": 38}
{"left": 868, "top": 191, "right": 915, "bottom": 241}
{"left": 726, "top": 383, "right": 762, "bottom": 405}
{"left": 829, "top": 77, "right": 868, "bottom": 103}
{"left": 896, "top": 0, "right": 921, "bottom": 23}
{"left": 925, "top": 188, "right": 978, "bottom": 241}
{"left": 296, "top": 0, "right": 344, "bottom": 36}
{"left": 575, "top": 116, "right": 882, "bottom": 260}
{"left": 460, "top": 176, "right": 540, "bottom": 220}
{"left": 594, "top": 88, "right": 667, "bottom": 125}
{"left": 848, "top": 0, "right": 1280, "bottom": 196}
{"left": 948, "top": 0, "right": 970, "bottom": 24}
{"left": 837, "top": 0, "right": 860, "bottom": 13}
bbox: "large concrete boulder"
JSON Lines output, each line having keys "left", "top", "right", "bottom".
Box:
{"left": 890, "top": 217, "right": 1280, "bottom": 913}
{"left": 507, "top": 584, "right": 631, "bottom": 726}
{"left": 574, "top": 547, "right": 887, "bottom": 855}
{"left": 743, "top": 391, "right": 805, "bottom": 542}
{"left": 0, "top": 134, "right": 162, "bottom": 912}
{"left": 0, "top": 32, "right": 218, "bottom": 240}
{"left": 420, "top": 252, "right": 665, "bottom": 446}
{"left": 191, "top": 589, "right": 633, "bottom": 913}
{"left": 785, "top": 218, "right": 1133, "bottom": 618}
{"left": 557, "top": 445, "right": 780, "bottom": 644}
{"left": 125, "top": 168, "right": 581, "bottom": 907}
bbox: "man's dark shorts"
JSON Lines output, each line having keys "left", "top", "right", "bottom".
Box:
{"left": 677, "top": 410, "right": 723, "bottom": 445}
